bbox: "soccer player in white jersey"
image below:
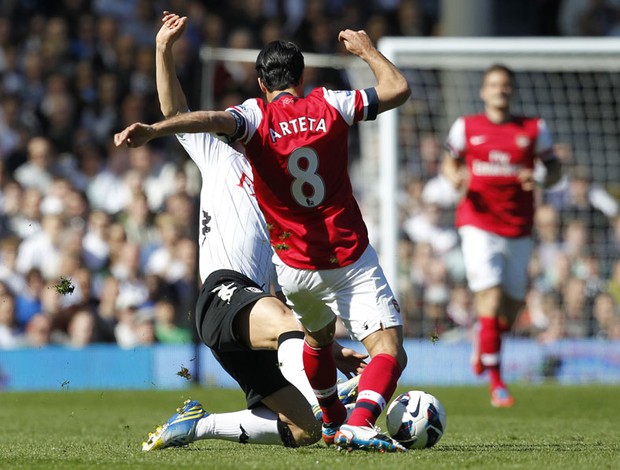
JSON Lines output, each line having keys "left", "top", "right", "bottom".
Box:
{"left": 442, "top": 64, "right": 562, "bottom": 407}
{"left": 140, "top": 13, "right": 364, "bottom": 451}
{"left": 115, "top": 24, "right": 411, "bottom": 453}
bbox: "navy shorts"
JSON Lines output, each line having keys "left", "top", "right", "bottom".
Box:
{"left": 195, "top": 269, "right": 291, "bottom": 408}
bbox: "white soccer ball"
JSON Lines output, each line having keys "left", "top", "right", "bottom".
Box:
{"left": 385, "top": 390, "right": 447, "bottom": 449}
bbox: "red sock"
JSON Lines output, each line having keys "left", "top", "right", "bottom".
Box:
{"left": 479, "top": 316, "right": 504, "bottom": 389}
{"left": 302, "top": 341, "right": 346, "bottom": 425}
{"left": 347, "top": 354, "right": 402, "bottom": 427}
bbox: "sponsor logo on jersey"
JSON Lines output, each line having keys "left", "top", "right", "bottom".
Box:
{"left": 469, "top": 135, "right": 487, "bottom": 146}
{"left": 244, "top": 287, "right": 263, "bottom": 294}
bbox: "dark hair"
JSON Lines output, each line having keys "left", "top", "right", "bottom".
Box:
{"left": 482, "top": 63, "right": 515, "bottom": 85}
{"left": 255, "top": 40, "right": 305, "bottom": 92}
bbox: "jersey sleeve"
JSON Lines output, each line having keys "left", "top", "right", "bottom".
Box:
{"left": 225, "top": 98, "right": 263, "bottom": 145}
{"left": 535, "top": 118, "right": 555, "bottom": 161}
{"left": 322, "top": 87, "right": 379, "bottom": 125}
{"left": 176, "top": 130, "right": 239, "bottom": 173}
{"left": 445, "top": 117, "right": 466, "bottom": 159}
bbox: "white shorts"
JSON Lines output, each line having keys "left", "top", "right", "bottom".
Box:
{"left": 459, "top": 225, "right": 532, "bottom": 300}
{"left": 273, "top": 244, "right": 403, "bottom": 341}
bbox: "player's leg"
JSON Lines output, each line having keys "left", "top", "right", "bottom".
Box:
{"left": 143, "top": 399, "right": 307, "bottom": 450}
{"left": 459, "top": 226, "right": 504, "bottom": 377}
{"left": 499, "top": 235, "right": 532, "bottom": 330}
{"left": 193, "top": 383, "right": 320, "bottom": 447}
{"left": 474, "top": 286, "right": 507, "bottom": 394}
{"left": 328, "top": 246, "right": 407, "bottom": 452}
{"left": 194, "top": 270, "right": 318, "bottom": 446}
{"left": 232, "top": 295, "right": 320, "bottom": 413}
{"left": 483, "top": 235, "right": 532, "bottom": 407}
{"left": 273, "top": 260, "right": 349, "bottom": 436}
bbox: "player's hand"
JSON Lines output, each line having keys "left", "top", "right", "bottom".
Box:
{"left": 338, "top": 29, "right": 374, "bottom": 58}
{"left": 447, "top": 169, "right": 469, "bottom": 193}
{"left": 333, "top": 343, "right": 368, "bottom": 378}
{"left": 156, "top": 11, "right": 187, "bottom": 48}
{"left": 518, "top": 168, "right": 536, "bottom": 191}
{"left": 114, "top": 123, "right": 155, "bottom": 148}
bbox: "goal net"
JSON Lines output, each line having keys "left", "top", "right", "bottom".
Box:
{"left": 375, "top": 37, "right": 620, "bottom": 337}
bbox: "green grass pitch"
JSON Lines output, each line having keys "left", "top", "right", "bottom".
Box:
{"left": 1, "top": 384, "right": 619, "bottom": 469}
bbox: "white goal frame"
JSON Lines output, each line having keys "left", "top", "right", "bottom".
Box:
{"left": 377, "top": 37, "right": 620, "bottom": 289}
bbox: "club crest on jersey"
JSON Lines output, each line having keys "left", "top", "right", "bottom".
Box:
{"left": 212, "top": 283, "right": 238, "bottom": 304}
{"left": 515, "top": 135, "right": 531, "bottom": 148}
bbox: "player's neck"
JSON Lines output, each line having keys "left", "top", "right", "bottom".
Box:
{"left": 485, "top": 107, "right": 511, "bottom": 124}
{"left": 265, "top": 86, "right": 301, "bottom": 103}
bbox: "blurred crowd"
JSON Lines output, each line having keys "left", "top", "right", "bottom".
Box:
{"left": 393, "top": 143, "right": 620, "bottom": 343}
{"left": 1, "top": 0, "right": 619, "bottom": 349}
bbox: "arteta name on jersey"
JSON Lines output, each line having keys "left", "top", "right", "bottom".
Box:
{"left": 269, "top": 116, "right": 328, "bottom": 142}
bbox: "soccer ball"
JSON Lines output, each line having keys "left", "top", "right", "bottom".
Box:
{"left": 385, "top": 390, "right": 447, "bottom": 449}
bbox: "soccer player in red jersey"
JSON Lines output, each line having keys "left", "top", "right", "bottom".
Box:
{"left": 442, "top": 64, "right": 562, "bottom": 407}
{"left": 115, "top": 29, "right": 411, "bottom": 452}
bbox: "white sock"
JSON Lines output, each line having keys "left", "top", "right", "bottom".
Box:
{"left": 277, "top": 332, "right": 319, "bottom": 410}
{"left": 195, "top": 407, "right": 283, "bottom": 445}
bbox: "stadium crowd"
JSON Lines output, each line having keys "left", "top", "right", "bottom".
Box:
{"left": 0, "top": 0, "right": 619, "bottom": 350}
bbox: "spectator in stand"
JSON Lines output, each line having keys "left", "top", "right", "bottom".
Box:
{"left": 561, "top": 276, "right": 590, "bottom": 338}
{"left": 592, "top": 291, "right": 619, "bottom": 339}
{"left": 0, "top": 292, "right": 21, "bottom": 349}
{"left": 65, "top": 308, "right": 97, "bottom": 348}
{"left": 607, "top": 259, "right": 620, "bottom": 305}
{"left": 86, "top": 144, "right": 132, "bottom": 214}
{"left": 144, "top": 213, "right": 183, "bottom": 283}
{"left": 14, "top": 268, "right": 44, "bottom": 331}
{"left": 533, "top": 204, "right": 563, "bottom": 274}
{"left": 14, "top": 136, "right": 56, "bottom": 194}
{"left": 95, "top": 276, "right": 120, "bottom": 343}
{"left": 23, "top": 313, "right": 53, "bottom": 348}
{"left": 110, "top": 240, "right": 150, "bottom": 310}
{"left": 119, "top": 190, "right": 158, "bottom": 247}
{"left": 548, "top": 166, "right": 616, "bottom": 261}
{"left": 577, "top": 0, "right": 620, "bottom": 35}
{"left": 153, "top": 299, "right": 192, "bottom": 344}
{"left": 403, "top": 201, "right": 458, "bottom": 257}
{"left": 15, "top": 212, "right": 65, "bottom": 280}
{"left": 0, "top": 236, "right": 26, "bottom": 295}
{"left": 442, "top": 64, "right": 562, "bottom": 407}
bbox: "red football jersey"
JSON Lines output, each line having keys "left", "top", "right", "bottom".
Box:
{"left": 227, "top": 87, "right": 379, "bottom": 270}
{"left": 446, "top": 114, "right": 555, "bottom": 238}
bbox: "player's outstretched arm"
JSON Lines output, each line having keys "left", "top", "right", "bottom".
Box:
{"left": 338, "top": 29, "right": 410, "bottom": 114}
{"left": 156, "top": 11, "right": 189, "bottom": 118}
{"left": 113, "top": 110, "right": 237, "bottom": 148}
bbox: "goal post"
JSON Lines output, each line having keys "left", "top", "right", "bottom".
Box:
{"left": 376, "top": 37, "right": 620, "bottom": 292}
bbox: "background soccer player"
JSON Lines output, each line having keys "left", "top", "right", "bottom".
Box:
{"left": 115, "top": 27, "right": 411, "bottom": 452}
{"left": 140, "top": 13, "right": 365, "bottom": 451}
{"left": 441, "top": 64, "right": 562, "bottom": 407}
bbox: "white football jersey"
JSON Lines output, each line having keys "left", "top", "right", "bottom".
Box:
{"left": 176, "top": 132, "right": 276, "bottom": 291}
